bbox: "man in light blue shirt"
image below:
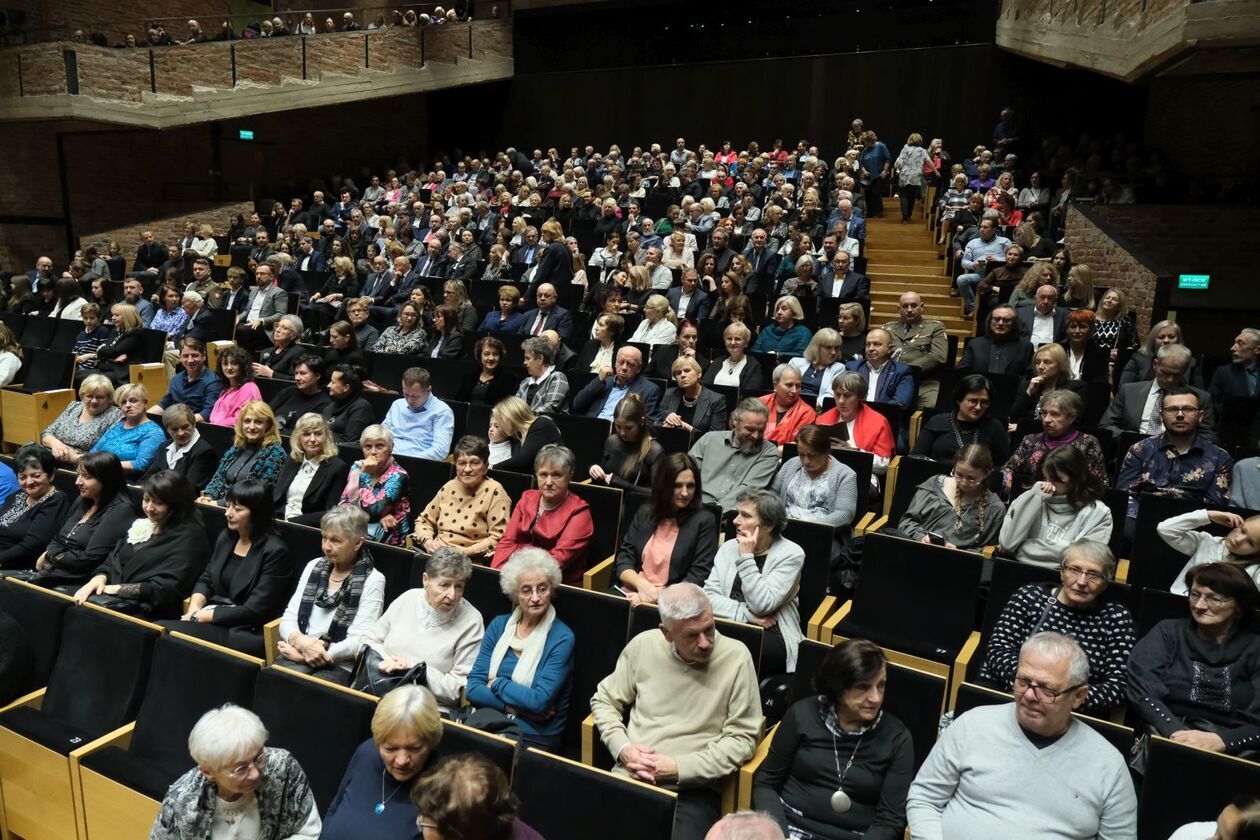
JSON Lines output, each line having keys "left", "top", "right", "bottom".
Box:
{"left": 955, "top": 216, "right": 1011, "bottom": 315}
{"left": 383, "top": 367, "right": 454, "bottom": 460}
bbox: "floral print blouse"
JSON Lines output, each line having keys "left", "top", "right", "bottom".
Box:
{"left": 339, "top": 460, "right": 412, "bottom": 546}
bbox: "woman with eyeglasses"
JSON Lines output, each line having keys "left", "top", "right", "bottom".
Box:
{"left": 1000, "top": 389, "right": 1107, "bottom": 500}
{"left": 150, "top": 704, "right": 321, "bottom": 840}
{"left": 891, "top": 444, "right": 1005, "bottom": 551}
{"left": 980, "top": 539, "right": 1135, "bottom": 716}
{"left": 1157, "top": 508, "right": 1260, "bottom": 595}
{"left": 1127, "top": 562, "right": 1260, "bottom": 756}
{"left": 999, "top": 445, "right": 1112, "bottom": 569}
{"left": 789, "top": 329, "right": 846, "bottom": 409}
{"left": 912, "top": 374, "right": 1011, "bottom": 465}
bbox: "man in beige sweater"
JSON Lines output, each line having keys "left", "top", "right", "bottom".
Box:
{"left": 591, "top": 583, "right": 761, "bottom": 840}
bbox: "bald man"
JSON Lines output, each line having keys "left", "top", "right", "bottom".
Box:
{"left": 884, "top": 292, "right": 947, "bottom": 409}
{"left": 704, "top": 812, "right": 783, "bottom": 840}
{"left": 571, "top": 345, "right": 662, "bottom": 423}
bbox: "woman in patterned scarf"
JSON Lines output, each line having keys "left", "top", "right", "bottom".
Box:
{"left": 276, "top": 506, "right": 385, "bottom": 684}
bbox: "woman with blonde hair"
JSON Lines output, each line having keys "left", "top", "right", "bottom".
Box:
{"left": 200, "top": 401, "right": 287, "bottom": 504}
{"left": 94, "top": 303, "right": 146, "bottom": 385}
{"left": 662, "top": 230, "right": 694, "bottom": 271}
{"left": 481, "top": 243, "right": 512, "bottom": 282}
{"left": 628, "top": 294, "right": 677, "bottom": 346}
{"left": 1092, "top": 287, "right": 1139, "bottom": 360}
{"left": 89, "top": 382, "right": 166, "bottom": 474}
{"left": 189, "top": 223, "right": 218, "bottom": 259}
{"left": 1010, "top": 343, "right": 1087, "bottom": 425}
{"left": 487, "top": 395, "right": 561, "bottom": 474}
{"left": 1007, "top": 260, "right": 1055, "bottom": 310}
{"left": 442, "top": 280, "right": 479, "bottom": 333}
{"left": 309, "top": 255, "right": 359, "bottom": 328}
{"left": 1062, "top": 264, "right": 1095, "bottom": 310}
{"left": 0, "top": 322, "right": 22, "bottom": 387}
{"left": 276, "top": 413, "right": 350, "bottom": 522}
{"left": 1120, "top": 318, "right": 1205, "bottom": 388}
{"left": 622, "top": 264, "right": 653, "bottom": 312}
{"left": 837, "top": 302, "right": 868, "bottom": 362}
{"left": 790, "top": 328, "right": 846, "bottom": 407}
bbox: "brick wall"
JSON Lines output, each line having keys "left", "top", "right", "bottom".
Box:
{"left": 1064, "top": 206, "right": 1159, "bottom": 336}
{"left": 79, "top": 201, "right": 256, "bottom": 263}
{"left": 10, "top": 0, "right": 232, "bottom": 45}
{"left": 425, "top": 23, "right": 470, "bottom": 63}
{"left": 76, "top": 44, "right": 150, "bottom": 102}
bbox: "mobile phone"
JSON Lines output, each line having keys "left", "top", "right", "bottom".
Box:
{"left": 927, "top": 532, "right": 946, "bottom": 546}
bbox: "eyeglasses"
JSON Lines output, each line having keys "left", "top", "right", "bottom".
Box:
{"left": 1162, "top": 406, "right": 1203, "bottom": 415}
{"left": 962, "top": 397, "right": 991, "bottom": 408}
{"left": 1188, "top": 590, "right": 1233, "bottom": 608}
{"left": 1013, "top": 676, "right": 1084, "bottom": 703}
{"left": 518, "top": 583, "right": 552, "bottom": 599}
{"left": 1054, "top": 554, "right": 1112, "bottom": 579}
{"left": 950, "top": 471, "right": 983, "bottom": 485}
{"left": 225, "top": 748, "right": 268, "bottom": 780}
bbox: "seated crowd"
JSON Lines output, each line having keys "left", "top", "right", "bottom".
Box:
{"left": 3, "top": 126, "right": 1259, "bottom": 840}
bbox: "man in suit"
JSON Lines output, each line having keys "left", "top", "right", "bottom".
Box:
{"left": 248, "top": 230, "right": 275, "bottom": 265}
{"left": 706, "top": 228, "right": 738, "bottom": 276}
{"left": 235, "top": 263, "right": 289, "bottom": 351}
{"left": 294, "top": 236, "right": 326, "bottom": 273}
{"left": 1016, "top": 284, "right": 1068, "bottom": 349}
{"left": 517, "top": 283, "right": 574, "bottom": 339}
{"left": 513, "top": 227, "right": 540, "bottom": 268}
{"left": 1102, "top": 343, "right": 1217, "bottom": 442}
{"left": 445, "top": 241, "right": 477, "bottom": 283}
{"left": 834, "top": 198, "right": 865, "bottom": 242}
{"left": 572, "top": 345, "right": 663, "bottom": 424}
{"left": 413, "top": 239, "right": 449, "bottom": 282}
{"left": 219, "top": 267, "right": 250, "bottom": 316}
{"left": 542, "top": 330, "right": 577, "bottom": 373}
{"left": 845, "top": 328, "right": 917, "bottom": 411}
{"left": 26, "top": 256, "right": 55, "bottom": 288}
{"left": 129, "top": 231, "right": 169, "bottom": 277}
{"left": 959, "top": 305, "right": 1033, "bottom": 377}
{"left": 742, "top": 228, "right": 780, "bottom": 299}
{"left": 1208, "top": 328, "right": 1260, "bottom": 409}
{"left": 667, "top": 268, "right": 711, "bottom": 322}
{"left": 817, "top": 251, "right": 870, "bottom": 305}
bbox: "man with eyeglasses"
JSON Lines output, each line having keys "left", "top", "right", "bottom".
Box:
{"left": 1116, "top": 385, "right": 1233, "bottom": 542}
{"left": 908, "top": 632, "right": 1137, "bottom": 838}
{"left": 959, "top": 304, "right": 1033, "bottom": 378}
{"left": 1103, "top": 343, "right": 1218, "bottom": 442}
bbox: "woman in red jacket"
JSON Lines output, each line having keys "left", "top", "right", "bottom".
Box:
{"left": 491, "top": 444, "right": 594, "bottom": 585}
{"left": 816, "top": 371, "right": 894, "bottom": 487}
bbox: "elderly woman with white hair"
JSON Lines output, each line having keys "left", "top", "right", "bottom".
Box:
{"left": 277, "top": 506, "right": 385, "bottom": 684}
{"left": 465, "top": 548, "right": 576, "bottom": 751}
{"left": 339, "top": 424, "right": 412, "bottom": 546}
{"left": 357, "top": 547, "right": 484, "bottom": 709}
{"left": 628, "top": 293, "right": 679, "bottom": 347}
{"left": 324, "top": 685, "right": 444, "bottom": 839}
{"left": 150, "top": 704, "right": 321, "bottom": 839}
{"left": 752, "top": 296, "right": 812, "bottom": 356}
{"left": 703, "top": 488, "right": 806, "bottom": 675}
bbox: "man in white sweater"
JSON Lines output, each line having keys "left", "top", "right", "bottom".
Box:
{"left": 591, "top": 583, "right": 761, "bottom": 840}
{"left": 907, "top": 632, "right": 1137, "bottom": 839}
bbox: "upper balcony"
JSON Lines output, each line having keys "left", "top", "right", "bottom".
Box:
{"left": 996, "top": 0, "right": 1260, "bottom": 82}
{"left": 0, "top": 20, "right": 513, "bottom": 129}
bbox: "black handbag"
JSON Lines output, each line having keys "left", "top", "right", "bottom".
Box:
{"left": 349, "top": 645, "right": 428, "bottom": 697}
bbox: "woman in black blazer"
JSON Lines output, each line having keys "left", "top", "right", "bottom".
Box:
{"left": 701, "top": 353, "right": 764, "bottom": 391}
{"left": 1010, "top": 344, "right": 1089, "bottom": 424}
{"left": 462, "top": 336, "right": 521, "bottom": 405}
{"left": 0, "top": 445, "right": 72, "bottom": 570}
{"left": 29, "top": 451, "right": 133, "bottom": 586}
{"left": 274, "top": 414, "right": 350, "bottom": 523}
{"left": 488, "top": 396, "right": 562, "bottom": 474}
{"left": 659, "top": 357, "right": 729, "bottom": 434}
{"left": 613, "top": 452, "right": 718, "bottom": 603}
{"left": 143, "top": 404, "right": 219, "bottom": 490}
{"left": 95, "top": 304, "right": 148, "bottom": 385}
{"left": 160, "top": 479, "right": 293, "bottom": 657}
{"left": 428, "top": 304, "right": 465, "bottom": 360}
{"left": 74, "top": 469, "right": 209, "bottom": 620}
{"left": 323, "top": 364, "right": 377, "bottom": 444}
{"left": 253, "top": 314, "right": 305, "bottom": 380}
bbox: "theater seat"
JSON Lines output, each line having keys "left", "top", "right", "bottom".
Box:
{"left": 1139, "top": 736, "right": 1260, "bottom": 838}
{"left": 0, "top": 348, "right": 76, "bottom": 449}
{"left": 252, "top": 665, "right": 377, "bottom": 813}
{"left": 75, "top": 633, "right": 262, "bottom": 840}
{"left": 0, "top": 603, "right": 161, "bottom": 840}
{"left": 431, "top": 718, "right": 516, "bottom": 779}
{"left": 0, "top": 577, "right": 75, "bottom": 704}
{"left": 514, "top": 747, "right": 676, "bottom": 840}
{"left": 129, "top": 362, "right": 168, "bottom": 407}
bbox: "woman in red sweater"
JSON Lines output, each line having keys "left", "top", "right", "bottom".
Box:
{"left": 491, "top": 444, "right": 594, "bottom": 585}
{"left": 816, "top": 371, "right": 894, "bottom": 485}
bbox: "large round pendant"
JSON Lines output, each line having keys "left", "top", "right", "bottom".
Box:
{"left": 374, "top": 802, "right": 385, "bottom": 815}
{"left": 830, "top": 788, "right": 852, "bottom": 813}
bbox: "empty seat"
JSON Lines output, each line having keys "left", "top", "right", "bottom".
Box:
{"left": 431, "top": 718, "right": 516, "bottom": 779}
{"left": 566, "top": 480, "right": 623, "bottom": 573}
{"left": 0, "top": 604, "right": 161, "bottom": 840}
{"left": 1127, "top": 493, "right": 1214, "bottom": 592}
{"left": 252, "top": 666, "right": 377, "bottom": 813}
{"left": 0, "top": 577, "right": 75, "bottom": 702}
{"left": 1138, "top": 735, "right": 1260, "bottom": 839}
{"left": 77, "top": 633, "right": 262, "bottom": 839}
{"left": 822, "top": 533, "right": 982, "bottom": 680}
{"left": 514, "top": 747, "right": 676, "bottom": 840}
{"left": 553, "top": 585, "right": 631, "bottom": 754}
{"left": 547, "top": 412, "right": 610, "bottom": 477}
{"left": 394, "top": 453, "right": 452, "bottom": 516}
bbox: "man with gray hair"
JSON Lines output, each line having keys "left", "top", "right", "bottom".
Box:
{"left": 907, "top": 632, "right": 1137, "bottom": 838}
{"left": 591, "top": 583, "right": 761, "bottom": 840}
{"left": 688, "top": 398, "right": 780, "bottom": 513}
{"left": 1102, "top": 343, "right": 1217, "bottom": 441}
{"left": 1208, "top": 327, "right": 1260, "bottom": 410}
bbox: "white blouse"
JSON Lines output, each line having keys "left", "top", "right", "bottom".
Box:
{"left": 629, "top": 318, "right": 678, "bottom": 347}
{"left": 0, "top": 352, "right": 20, "bottom": 388}
{"left": 714, "top": 356, "right": 747, "bottom": 388}
{"left": 278, "top": 560, "right": 386, "bottom": 663}
{"left": 284, "top": 459, "right": 319, "bottom": 520}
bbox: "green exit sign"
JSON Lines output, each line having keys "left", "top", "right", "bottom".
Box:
{"left": 1178, "top": 274, "right": 1210, "bottom": 290}
{"left": 238, "top": 129, "right": 255, "bottom": 141}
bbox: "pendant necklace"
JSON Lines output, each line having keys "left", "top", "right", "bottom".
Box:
{"left": 375, "top": 767, "right": 403, "bottom": 815}
{"left": 829, "top": 725, "right": 866, "bottom": 813}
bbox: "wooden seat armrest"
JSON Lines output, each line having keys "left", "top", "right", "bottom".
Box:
{"left": 583, "top": 556, "right": 616, "bottom": 592}
{"left": 950, "top": 631, "right": 983, "bottom": 711}
{"left": 862, "top": 514, "right": 889, "bottom": 536}
{"left": 581, "top": 712, "right": 598, "bottom": 766}
{"left": 853, "top": 511, "right": 876, "bottom": 536}
{"left": 982, "top": 545, "right": 997, "bottom": 558}
{"left": 806, "top": 595, "right": 837, "bottom": 642}
{"left": 882, "top": 456, "right": 902, "bottom": 517}
{"left": 1115, "top": 558, "right": 1130, "bottom": 584}
{"left": 70, "top": 721, "right": 135, "bottom": 759}
{"left": 263, "top": 618, "right": 283, "bottom": 666}
{"left": 909, "top": 410, "right": 924, "bottom": 450}
{"left": 0, "top": 686, "right": 46, "bottom": 715}
{"left": 820, "top": 600, "right": 853, "bottom": 645}
{"left": 737, "top": 725, "right": 778, "bottom": 811}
